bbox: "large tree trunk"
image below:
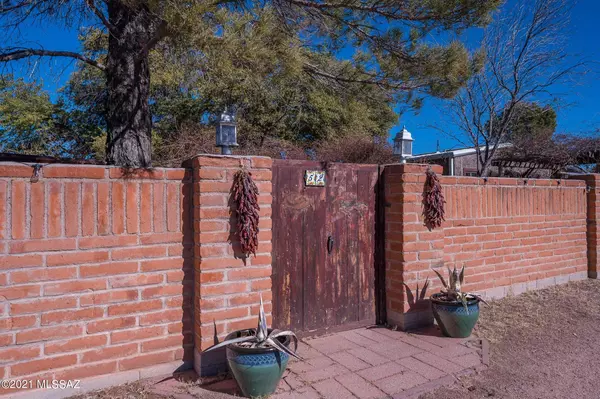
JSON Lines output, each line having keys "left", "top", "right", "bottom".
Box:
{"left": 105, "top": 1, "right": 158, "bottom": 167}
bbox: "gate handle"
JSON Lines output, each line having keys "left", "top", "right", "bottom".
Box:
{"left": 327, "top": 236, "right": 334, "bottom": 254}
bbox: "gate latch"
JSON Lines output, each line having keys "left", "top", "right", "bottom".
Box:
{"left": 327, "top": 236, "right": 334, "bottom": 254}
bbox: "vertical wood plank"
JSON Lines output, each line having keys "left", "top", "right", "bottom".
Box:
{"left": 271, "top": 160, "right": 377, "bottom": 334}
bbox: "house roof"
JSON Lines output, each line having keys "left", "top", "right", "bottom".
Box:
{"left": 406, "top": 143, "right": 513, "bottom": 161}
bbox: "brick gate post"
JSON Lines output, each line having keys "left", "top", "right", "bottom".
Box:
{"left": 190, "top": 155, "right": 274, "bottom": 376}
{"left": 574, "top": 174, "right": 600, "bottom": 279}
{"left": 383, "top": 163, "right": 445, "bottom": 330}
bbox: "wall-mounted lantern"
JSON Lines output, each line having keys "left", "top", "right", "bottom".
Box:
{"left": 393, "top": 125, "right": 413, "bottom": 163}
{"left": 216, "top": 108, "right": 238, "bottom": 155}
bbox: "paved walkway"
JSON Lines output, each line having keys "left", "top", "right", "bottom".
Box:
{"left": 272, "top": 326, "right": 486, "bottom": 399}
{"left": 152, "top": 326, "right": 487, "bottom": 399}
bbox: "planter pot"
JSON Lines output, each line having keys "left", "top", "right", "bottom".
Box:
{"left": 225, "top": 329, "right": 291, "bottom": 398}
{"left": 430, "top": 293, "right": 480, "bottom": 338}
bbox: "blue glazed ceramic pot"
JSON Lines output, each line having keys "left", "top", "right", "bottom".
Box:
{"left": 225, "top": 329, "right": 291, "bottom": 398}
{"left": 430, "top": 293, "right": 480, "bottom": 338}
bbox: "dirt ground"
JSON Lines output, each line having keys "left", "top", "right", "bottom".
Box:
{"left": 420, "top": 279, "right": 600, "bottom": 399}
{"left": 70, "top": 279, "right": 600, "bottom": 399}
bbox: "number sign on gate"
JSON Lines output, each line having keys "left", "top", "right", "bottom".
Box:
{"left": 304, "top": 170, "right": 326, "bottom": 186}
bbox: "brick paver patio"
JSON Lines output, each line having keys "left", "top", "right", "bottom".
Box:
{"left": 270, "top": 326, "right": 486, "bottom": 399}
{"left": 183, "top": 325, "right": 487, "bottom": 399}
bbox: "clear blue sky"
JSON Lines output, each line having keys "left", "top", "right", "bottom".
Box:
{"left": 6, "top": 1, "right": 599, "bottom": 155}
{"left": 395, "top": 0, "right": 600, "bottom": 154}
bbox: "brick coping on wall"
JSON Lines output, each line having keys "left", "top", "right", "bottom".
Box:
{"left": 0, "top": 162, "right": 191, "bottom": 181}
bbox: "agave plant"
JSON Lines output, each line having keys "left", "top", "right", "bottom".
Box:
{"left": 204, "top": 295, "right": 302, "bottom": 360}
{"left": 432, "top": 265, "right": 487, "bottom": 313}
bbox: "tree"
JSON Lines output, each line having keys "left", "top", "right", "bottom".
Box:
{"left": 493, "top": 102, "right": 557, "bottom": 145}
{"left": 0, "top": 12, "right": 398, "bottom": 165}
{"left": 1, "top": 0, "right": 500, "bottom": 167}
{"left": 0, "top": 75, "right": 102, "bottom": 157}
{"left": 146, "top": 7, "right": 399, "bottom": 151}
{"left": 316, "top": 135, "right": 397, "bottom": 164}
{"left": 32, "top": 9, "right": 400, "bottom": 165}
{"left": 495, "top": 131, "right": 600, "bottom": 177}
{"left": 0, "top": 75, "right": 57, "bottom": 154}
{"left": 442, "top": 0, "right": 584, "bottom": 176}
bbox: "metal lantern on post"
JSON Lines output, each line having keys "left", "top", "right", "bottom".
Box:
{"left": 393, "top": 125, "right": 413, "bottom": 163}
{"left": 216, "top": 107, "right": 239, "bottom": 155}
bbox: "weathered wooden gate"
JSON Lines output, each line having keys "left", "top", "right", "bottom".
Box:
{"left": 271, "top": 160, "right": 379, "bottom": 335}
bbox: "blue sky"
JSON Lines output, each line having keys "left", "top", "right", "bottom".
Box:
{"left": 397, "top": 0, "right": 600, "bottom": 154}
{"left": 5, "top": 1, "right": 599, "bottom": 155}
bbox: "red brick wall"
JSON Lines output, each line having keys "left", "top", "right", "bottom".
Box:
{"left": 383, "top": 164, "right": 589, "bottom": 330}
{"left": 572, "top": 174, "right": 600, "bottom": 279}
{"left": 441, "top": 176, "right": 587, "bottom": 296}
{"left": 0, "top": 163, "right": 193, "bottom": 394}
{"left": 383, "top": 164, "right": 445, "bottom": 330}
{"left": 190, "top": 155, "right": 273, "bottom": 376}
{"left": 0, "top": 157, "right": 596, "bottom": 391}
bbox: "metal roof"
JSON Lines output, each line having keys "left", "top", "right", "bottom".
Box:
{"left": 406, "top": 143, "right": 513, "bottom": 161}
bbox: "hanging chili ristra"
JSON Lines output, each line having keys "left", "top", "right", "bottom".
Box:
{"left": 232, "top": 169, "right": 260, "bottom": 257}
{"left": 423, "top": 167, "right": 445, "bottom": 229}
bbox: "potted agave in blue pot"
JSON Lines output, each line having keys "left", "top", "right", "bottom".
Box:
{"left": 204, "top": 296, "right": 301, "bottom": 398}
{"left": 430, "top": 266, "right": 487, "bottom": 338}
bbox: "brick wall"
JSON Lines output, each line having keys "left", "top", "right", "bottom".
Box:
{"left": 573, "top": 174, "right": 600, "bottom": 279}
{"left": 442, "top": 175, "right": 587, "bottom": 294}
{"left": 383, "top": 164, "right": 589, "bottom": 330}
{"left": 0, "top": 156, "right": 597, "bottom": 394}
{"left": 190, "top": 155, "right": 273, "bottom": 376}
{"left": 0, "top": 163, "right": 193, "bottom": 395}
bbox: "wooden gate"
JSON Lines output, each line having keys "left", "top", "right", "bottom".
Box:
{"left": 271, "top": 160, "right": 379, "bottom": 335}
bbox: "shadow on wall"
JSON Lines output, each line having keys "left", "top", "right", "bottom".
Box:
{"left": 374, "top": 169, "right": 387, "bottom": 325}
{"left": 228, "top": 185, "right": 249, "bottom": 265}
{"left": 194, "top": 181, "right": 242, "bottom": 375}
{"left": 180, "top": 168, "right": 196, "bottom": 369}
{"left": 402, "top": 280, "right": 434, "bottom": 329}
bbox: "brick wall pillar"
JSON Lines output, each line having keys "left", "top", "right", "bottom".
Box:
{"left": 577, "top": 174, "right": 600, "bottom": 279}
{"left": 190, "top": 155, "right": 273, "bottom": 376}
{"left": 383, "top": 163, "right": 444, "bottom": 330}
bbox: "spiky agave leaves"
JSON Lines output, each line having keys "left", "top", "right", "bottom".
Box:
{"left": 448, "top": 265, "right": 464, "bottom": 297}
{"left": 256, "top": 294, "right": 268, "bottom": 342}
{"left": 203, "top": 294, "right": 302, "bottom": 360}
{"left": 432, "top": 268, "right": 448, "bottom": 290}
{"left": 432, "top": 265, "right": 464, "bottom": 295}
{"left": 264, "top": 329, "right": 301, "bottom": 360}
{"left": 431, "top": 265, "right": 485, "bottom": 314}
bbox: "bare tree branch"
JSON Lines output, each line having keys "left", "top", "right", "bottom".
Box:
{"left": 284, "top": 0, "right": 481, "bottom": 24}
{"left": 84, "top": 0, "right": 119, "bottom": 37}
{"left": 438, "top": 0, "right": 585, "bottom": 177}
{"left": 302, "top": 62, "right": 417, "bottom": 91}
{"left": 0, "top": 48, "right": 105, "bottom": 71}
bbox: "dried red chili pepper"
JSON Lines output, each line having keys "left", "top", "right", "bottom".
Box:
{"left": 232, "top": 169, "right": 260, "bottom": 256}
{"left": 423, "top": 168, "right": 445, "bottom": 229}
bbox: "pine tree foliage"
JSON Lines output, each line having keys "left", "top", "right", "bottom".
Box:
{"left": 0, "top": 0, "right": 502, "bottom": 165}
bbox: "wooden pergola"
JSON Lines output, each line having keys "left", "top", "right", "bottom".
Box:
{"left": 492, "top": 148, "right": 600, "bottom": 178}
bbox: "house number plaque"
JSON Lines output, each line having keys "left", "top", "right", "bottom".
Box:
{"left": 305, "top": 170, "right": 326, "bottom": 186}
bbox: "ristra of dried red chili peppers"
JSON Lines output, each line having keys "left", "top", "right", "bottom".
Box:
{"left": 232, "top": 169, "right": 260, "bottom": 257}
{"left": 423, "top": 167, "right": 445, "bottom": 229}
